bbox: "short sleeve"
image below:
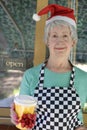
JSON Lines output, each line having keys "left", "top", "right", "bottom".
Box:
{"left": 19, "top": 70, "right": 33, "bottom": 95}
{"left": 19, "top": 65, "right": 41, "bottom": 96}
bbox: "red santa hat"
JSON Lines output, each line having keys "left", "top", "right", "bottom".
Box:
{"left": 33, "top": 4, "right": 76, "bottom": 28}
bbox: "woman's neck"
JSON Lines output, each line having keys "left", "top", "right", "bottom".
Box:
{"left": 46, "top": 58, "right": 72, "bottom": 73}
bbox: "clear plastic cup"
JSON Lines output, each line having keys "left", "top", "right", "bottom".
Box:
{"left": 14, "top": 95, "right": 37, "bottom": 130}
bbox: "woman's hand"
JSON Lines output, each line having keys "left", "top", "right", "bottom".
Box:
{"left": 10, "top": 103, "right": 19, "bottom": 125}
{"left": 10, "top": 103, "right": 36, "bottom": 130}
{"left": 75, "top": 126, "right": 87, "bottom": 130}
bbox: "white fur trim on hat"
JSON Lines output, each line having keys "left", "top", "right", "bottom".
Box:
{"left": 32, "top": 14, "right": 41, "bottom": 21}
{"left": 46, "top": 16, "right": 76, "bottom": 28}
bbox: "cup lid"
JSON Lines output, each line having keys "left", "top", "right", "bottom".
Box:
{"left": 14, "top": 95, "right": 37, "bottom": 106}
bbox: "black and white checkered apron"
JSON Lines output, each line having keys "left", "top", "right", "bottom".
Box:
{"left": 33, "top": 62, "right": 82, "bottom": 130}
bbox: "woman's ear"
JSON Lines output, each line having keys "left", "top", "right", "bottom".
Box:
{"left": 46, "top": 39, "right": 50, "bottom": 47}
{"left": 72, "top": 40, "right": 76, "bottom": 47}
{"left": 47, "top": 43, "right": 49, "bottom": 47}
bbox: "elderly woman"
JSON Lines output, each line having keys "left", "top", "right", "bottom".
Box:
{"left": 11, "top": 4, "right": 87, "bottom": 130}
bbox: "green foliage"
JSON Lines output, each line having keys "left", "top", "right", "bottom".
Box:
{"left": 13, "top": 87, "right": 20, "bottom": 96}
{"left": 0, "top": 0, "right": 36, "bottom": 50}
{"left": 82, "top": 103, "right": 87, "bottom": 113}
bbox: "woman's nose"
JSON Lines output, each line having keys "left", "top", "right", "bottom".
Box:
{"left": 56, "top": 36, "right": 64, "bottom": 43}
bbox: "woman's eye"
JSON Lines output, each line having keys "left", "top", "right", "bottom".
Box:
{"left": 53, "top": 35, "right": 57, "bottom": 38}
{"left": 63, "top": 35, "right": 68, "bottom": 38}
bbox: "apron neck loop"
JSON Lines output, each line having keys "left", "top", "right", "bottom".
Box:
{"left": 69, "top": 67, "right": 75, "bottom": 87}
{"left": 38, "top": 60, "right": 75, "bottom": 88}
{"left": 38, "top": 60, "right": 47, "bottom": 87}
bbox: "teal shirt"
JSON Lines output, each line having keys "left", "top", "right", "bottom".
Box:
{"left": 20, "top": 64, "right": 87, "bottom": 123}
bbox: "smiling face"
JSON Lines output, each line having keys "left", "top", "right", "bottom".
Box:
{"left": 47, "top": 24, "right": 75, "bottom": 59}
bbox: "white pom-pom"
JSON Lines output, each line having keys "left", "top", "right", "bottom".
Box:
{"left": 32, "top": 13, "right": 41, "bottom": 21}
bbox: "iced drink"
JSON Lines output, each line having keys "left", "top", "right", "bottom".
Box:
{"left": 14, "top": 95, "right": 37, "bottom": 130}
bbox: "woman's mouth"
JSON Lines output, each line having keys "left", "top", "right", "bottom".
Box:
{"left": 54, "top": 47, "right": 66, "bottom": 51}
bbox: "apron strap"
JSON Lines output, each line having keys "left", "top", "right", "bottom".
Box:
{"left": 38, "top": 61, "right": 47, "bottom": 87}
{"left": 69, "top": 67, "right": 75, "bottom": 87}
{"left": 38, "top": 61, "right": 75, "bottom": 88}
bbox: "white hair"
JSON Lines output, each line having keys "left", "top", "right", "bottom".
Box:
{"left": 44, "top": 20, "right": 78, "bottom": 44}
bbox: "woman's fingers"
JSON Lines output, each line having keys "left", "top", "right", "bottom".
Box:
{"left": 10, "top": 102, "right": 19, "bottom": 125}
{"left": 75, "top": 126, "right": 87, "bottom": 130}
